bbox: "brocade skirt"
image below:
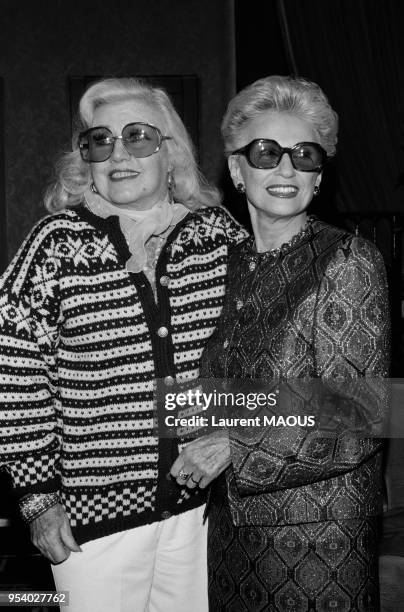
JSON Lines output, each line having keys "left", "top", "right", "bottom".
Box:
{"left": 208, "top": 482, "right": 380, "bottom": 612}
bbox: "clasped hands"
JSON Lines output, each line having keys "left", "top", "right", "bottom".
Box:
{"left": 170, "top": 430, "right": 231, "bottom": 489}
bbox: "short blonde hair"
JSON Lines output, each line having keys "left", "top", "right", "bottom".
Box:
{"left": 45, "top": 78, "right": 221, "bottom": 212}
{"left": 222, "top": 75, "right": 338, "bottom": 157}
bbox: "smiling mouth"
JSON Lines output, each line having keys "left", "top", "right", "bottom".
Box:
{"left": 109, "top": 170, "right": 140, "bottom": 181}
{"left": 266, "top": 184, "right": 299, "bottom": 198}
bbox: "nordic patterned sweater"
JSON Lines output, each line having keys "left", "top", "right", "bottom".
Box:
{"left": 0, "top": 204, "right": 248, "bottom": 544}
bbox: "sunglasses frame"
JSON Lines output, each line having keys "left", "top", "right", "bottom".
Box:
{"left": 231, "top": 139, "right": 329, "bottom": 172}
{"left": 78, "top": 122, "right": 172, "bottom": 163}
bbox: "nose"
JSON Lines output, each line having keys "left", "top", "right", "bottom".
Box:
{"left": 110, "top": 137, "right": 131, "bottom": 162}
{"left": 275, "top": 152, "right": 295, "bottom": 177}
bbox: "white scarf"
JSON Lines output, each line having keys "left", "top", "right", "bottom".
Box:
{"left": 84, "top": 190, "right": 189, "bottom": 272}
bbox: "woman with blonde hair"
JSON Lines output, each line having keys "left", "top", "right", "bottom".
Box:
{"left": 0, "top": 77, "right": 247, "bottom": 611}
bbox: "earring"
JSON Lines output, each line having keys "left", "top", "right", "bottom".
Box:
{"left": 313, "top": 185, "right": 320, "bottom": 196}
{"left": 236, "top": 182, "right": 246, "bottom": 194}
{"left": 90, "top": 182, "right": 99, "bottom": 194}
{"left": 167, "top": 170, "right": 175, "bottom": 204}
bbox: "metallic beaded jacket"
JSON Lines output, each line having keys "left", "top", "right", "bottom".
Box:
{"left": 201, "top": 218, "right": 390, "bottom": 526}
{"left": 0, "top": 205, "right": 247, "bottom": 544}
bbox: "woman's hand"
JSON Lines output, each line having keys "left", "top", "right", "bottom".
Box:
{"left": 170, "top": 431, "right": 231, "bottom": 489}
{"left": 30, "top": 503, "right": 82, "bottom": 564}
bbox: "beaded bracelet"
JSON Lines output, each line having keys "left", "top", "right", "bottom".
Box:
{"left": 19, "top": 492, "right": 60, "bottom": 524}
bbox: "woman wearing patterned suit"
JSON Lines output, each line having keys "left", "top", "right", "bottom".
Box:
{"left": 171, "top": 76, "right": 389, "bottom": 611}
{"left": 0, "top": 78, "right": 248, "bottom": 611}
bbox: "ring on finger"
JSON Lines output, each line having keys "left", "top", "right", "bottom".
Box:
{"left": 190, "top": 475, "right": 200, "bottom": 485}
{"left": 179, "top": 469, "right": 190, "bottom": 481}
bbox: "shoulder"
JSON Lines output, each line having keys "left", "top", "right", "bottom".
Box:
{"left": 311, "top": 218, "right": 384, "bottom": 269}
{"left": 311, "top": 218, "right": 351, "bottom": 250}
{"left": 191, "top": 205, "right": 236, "bottom": 224}
{"left": 1, "top": 209, "right": 99, "bottom": 287}
{"left": 310, "top": 221, "right": 388, "bottom": 302}
{"left": 32, "top": 207, "right": 92, "bottom": 234}
{"left": 17, "top": 208, "right": 92, "bottom": 247}
{"left": 189, "top": 205, "right": 248, "bottom": 241}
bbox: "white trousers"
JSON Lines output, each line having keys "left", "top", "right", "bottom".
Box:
{"left": 52, "top": 506, "right": 208, "bottom": 612}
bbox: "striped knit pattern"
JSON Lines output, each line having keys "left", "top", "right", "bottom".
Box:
{"left": 0, "top": 205, "right": 247, "bottom": 543}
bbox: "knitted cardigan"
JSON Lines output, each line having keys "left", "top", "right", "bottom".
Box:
{"left": 0, "top": 204, "right": 247, "bottom": 544}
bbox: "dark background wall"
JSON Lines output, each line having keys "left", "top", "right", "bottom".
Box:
{"left": 1, "top": 0, "right": 235, "bottom": 260}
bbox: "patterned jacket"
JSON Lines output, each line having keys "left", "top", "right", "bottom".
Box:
{"left": 0, "top": 204, "right": 247, "bottom": 544}
{"left": 201, "top": 218, "right": 390, "bottom": 526}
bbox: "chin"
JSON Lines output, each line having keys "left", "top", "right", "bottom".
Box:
{"left": 263, "top": 205, "right": 303, "bottom": 217}
{"left": 106, "top": 193, "right": 144, "bottom": 208}
{"left": 109, "top": 193, "right": 139, "bottom": 205}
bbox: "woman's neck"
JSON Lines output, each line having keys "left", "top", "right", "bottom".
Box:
{"left": 248, "top": 207, "right": 308, "bottom": 253}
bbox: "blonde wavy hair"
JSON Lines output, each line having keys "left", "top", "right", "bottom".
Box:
{"left": 45, "top": 78, "right": 221, "bottom": 212}
{"left": 221, "top": 75, "right": 338, "bottom": 157}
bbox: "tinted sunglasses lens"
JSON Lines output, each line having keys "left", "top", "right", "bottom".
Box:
{"left": 122, "top": 123, "right": 161, "bottom": 158}
{"left": 80, "top": 128, "right": 113, "bottom": 163}
{"left": 248, "top": 140, "right": 281, "bottom": 168}
{"left": 292, "top": 144, "right": 325, "bottom": 171}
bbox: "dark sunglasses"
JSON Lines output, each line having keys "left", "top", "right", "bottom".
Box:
{"left": 231, "top": 139, "right": 328, "bottom": 172}
{"left": 78, "top": 122, "right": 172, "bottom": 163}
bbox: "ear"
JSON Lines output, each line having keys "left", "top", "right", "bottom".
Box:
{"left": 228, "top": 155, "right": 244, "bottom": 189}
{"left": 315, "top": 172, "right": 322, "bottom": 189}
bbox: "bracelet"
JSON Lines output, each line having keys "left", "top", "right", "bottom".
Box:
{"left": 19, "top": 492, "right": 60, "bottom": 524}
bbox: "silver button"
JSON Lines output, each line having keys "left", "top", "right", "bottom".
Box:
{"left": 164, "top": 375, "right": 175, "bottom": 386}
{"left": 161, "top": 510, "right": 171, "bottom": 520}
{"left": 160, "top": 275, "right": 170, "bottom": 287}
{"left": 157, "top": 326, "right": 169, "bottom": 338}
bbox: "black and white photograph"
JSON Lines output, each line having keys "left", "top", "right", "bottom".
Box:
{"left": 0, "top": 1, "right": 403, "bottom": 610}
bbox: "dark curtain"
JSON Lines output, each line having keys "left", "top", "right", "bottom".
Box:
{"left": 281, "top": 0, "right": 404, "bottom": 214}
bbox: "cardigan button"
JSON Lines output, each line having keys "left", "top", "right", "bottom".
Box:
{"left": 157, "top": 326, "right": 169, "bottom": 338}
{"left": 160, "top": 275, "right": 170, "bottom": 287}
{"left": 161, "top": 510, "right": 171, "bottom": 520}
{"left": 164, "top": 375, "right": 175, "bottom": 386}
